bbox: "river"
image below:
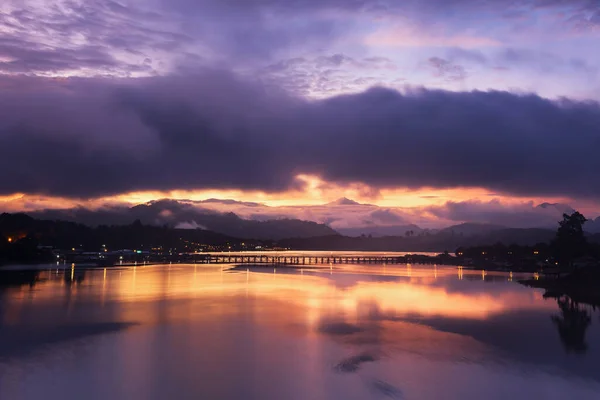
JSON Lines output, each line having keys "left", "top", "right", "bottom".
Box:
{"left": 1, "top": 259, "right": 599, "bottom": 399}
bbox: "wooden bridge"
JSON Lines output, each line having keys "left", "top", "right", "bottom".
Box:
{"left": 190, "top": 254, "right": 447, "bottom": 265}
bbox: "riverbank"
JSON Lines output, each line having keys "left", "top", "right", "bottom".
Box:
{"left": 520, "top": 266, "right": 600, "bottom": 306}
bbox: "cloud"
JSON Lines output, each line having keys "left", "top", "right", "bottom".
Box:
{"left": 426, "top": 200, "right": 575, "bottom": 228}
{"left": 261, "top": 54, "right": 400, "bottom": 97}
{"left": 1, "top": 0, "right": 600, "bottom": 101}
{"left": 427, "top": 57, "right": 468, "bottom": 82}
{"left": 0, "top": 1, "right": 188, "bottom": 76}
{"left": 175, "top": 221, "right": 207, "bottom": 230}
{"left": 369, "top": 209, "right": 405, "bottom": 224}
{"left": 0, "top": 40, "right": 126, "bottom": 75}
{"left": 1, "top": 72, "right": 600, "bottom": 200}
{"left": 179, "top": 196, "right": 417, "bottom": 230}
{"left": 366, "top": 30, "right": 501, "bottom": 49}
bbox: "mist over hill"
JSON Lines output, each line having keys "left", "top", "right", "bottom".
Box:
{"left": 30, "top": 200, "right": 337, "bottom": 240}
{"left": 0, "top": 212, "right": 254, "bottom": 253}
{"left": 2, "top": 197, "right": 594, "bottom": 248}
{"left": 3, "top": 209, "right": 600, "bottom": 254}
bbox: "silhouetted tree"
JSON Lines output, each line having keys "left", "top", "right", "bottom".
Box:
{"left": 552, "top": 211, "right": 588, "bottom": 267}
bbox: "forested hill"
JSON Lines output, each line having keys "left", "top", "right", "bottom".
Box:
{"left": 0, "top": 213, "right": 262, "bottom": 253}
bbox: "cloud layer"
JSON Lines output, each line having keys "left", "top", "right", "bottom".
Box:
{"left": 2, "top": 0, "right": 600, "bottom": 98}
{"left": 0, "top": 72, "right": 599, "bottom": 200}
{"left": 1, "top": 0, "right": 600, "bottom": 224}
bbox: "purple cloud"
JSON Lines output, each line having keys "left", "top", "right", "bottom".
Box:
{"left": 0, "top": 72, "right": 600, "bottom": 200}
{"left": 1, "top": 0, "right": 599, "bottom": 100}
{"left": 426, "top": 200, "right": 576, "bottom": 228}
{"left": 427, "top": 57, "right": 468, "bottom": 82}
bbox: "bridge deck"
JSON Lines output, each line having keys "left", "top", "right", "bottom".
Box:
{"left": 188, "top": 254, "right": 448, "bottom": 265}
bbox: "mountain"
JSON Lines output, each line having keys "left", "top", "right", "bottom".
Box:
{"left": 30, "top": 200, "right": 338, "bottom": 240}
{"left": 438, "top": 223, "right": 507, "bottom": 236}
{"left": 279, "top": 227, "right": 560, "bottom": 252}
{"left": 586, "top": 217, "right": 600, "bottom": 234}
{"left": 336, "top": 224, "right": 423, "bottom": 237}
{"left": 474, "top": 228, "right": 555, "bottom": 246}
{"left": 0, "top": 213, "right": 245, "bottom": 251}
{"left": 327, "top": 197, "right": 362, "bottom": 206}
{"left": 5, "top": 212, "right": 599, "bottom": 254}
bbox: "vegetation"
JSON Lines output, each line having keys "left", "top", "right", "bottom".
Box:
{"left": 2, "top": 211, "right": 600, "bottom": 268}
{"left": 551, "top": 212, "right": 589, "bottom": 267}
{"left": 0, "top": 213, "right": 268, "bottom": 266}
{"left": 519, "top": 212, "right": 600, "bottom": 310}
{"left": 454, "top": 212, "right": 600, "bottom": 270}
{"left": 0, "top": 233, "right": 54, "bottom": 265}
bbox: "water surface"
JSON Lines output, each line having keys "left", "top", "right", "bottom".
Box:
{"left": 1, "top": 261, "right": 599, "bottom": 399}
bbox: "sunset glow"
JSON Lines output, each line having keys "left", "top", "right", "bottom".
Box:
{"left": 0, "top": 1, "right": 599, "bottom": 230}
{"left": 2, "top": 2, "right": 600, "bottom": 399}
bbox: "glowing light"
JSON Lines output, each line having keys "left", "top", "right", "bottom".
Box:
{"left": 7, "top": 237, "right": 12, "bottom": 243}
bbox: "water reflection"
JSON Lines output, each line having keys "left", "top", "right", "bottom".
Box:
{"left": 551, "top": 296, "right": 593, "bottom": 354}
{"left": 0, "top": 270, "right": 39, "bottom": 289}
{"left": 0, "top": 263, "right": 599, "bottom": 400}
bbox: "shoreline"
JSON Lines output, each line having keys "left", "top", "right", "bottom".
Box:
{"left": 519, "top": 267, "right": 600, "bottom": 306}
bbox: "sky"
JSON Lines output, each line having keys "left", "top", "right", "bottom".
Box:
{"left": 1, "top": 0, "right": 600, "bottom": 228}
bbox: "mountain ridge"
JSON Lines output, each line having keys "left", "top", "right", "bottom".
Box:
{"left": 29, "top": 200, "right": 338, "bottom": 240}
{"left": 16, "top": 198, "right": 600, "bottom": 241}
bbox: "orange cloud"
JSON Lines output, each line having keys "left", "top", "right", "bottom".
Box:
{"left": 0, "top": 174, "right": 578, "bottom": 212}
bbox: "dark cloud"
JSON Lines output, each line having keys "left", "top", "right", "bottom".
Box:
{"left": 1, "top": 72, "right": 600, "bottom": 199}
